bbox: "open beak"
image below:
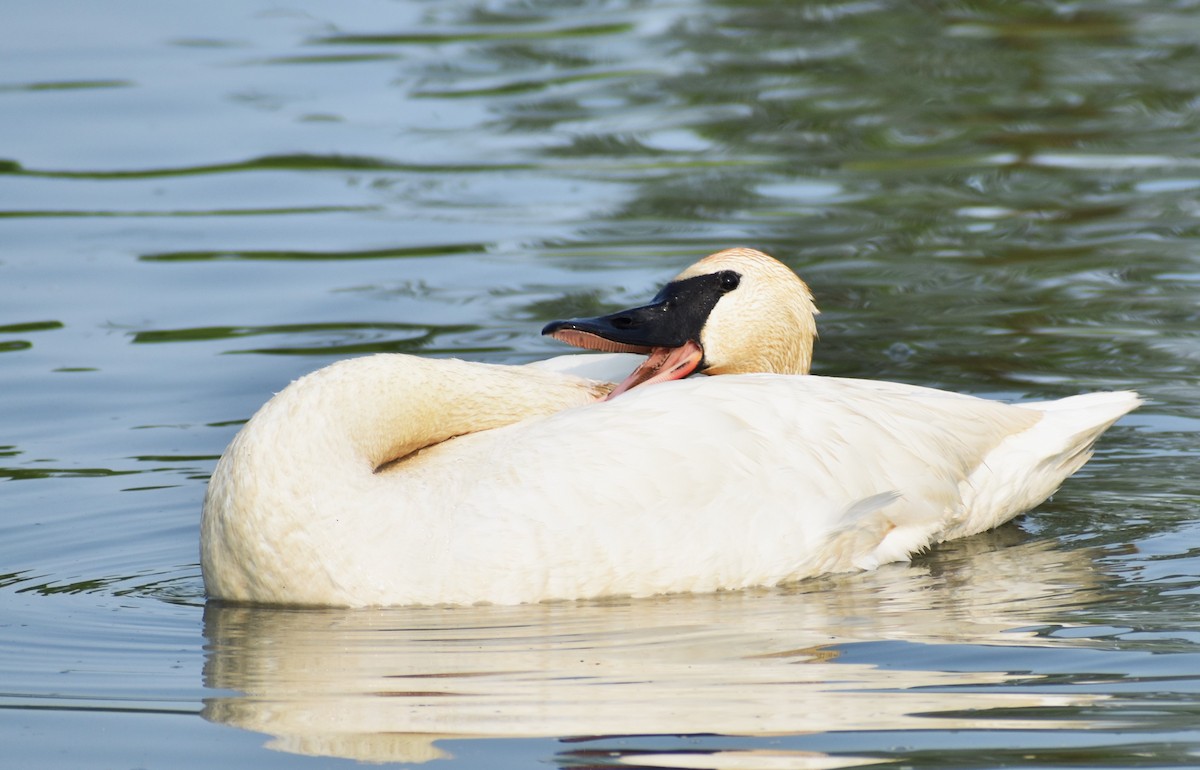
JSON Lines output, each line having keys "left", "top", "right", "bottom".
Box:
{"left": 542, "top": 301, "right": 705, "bottom": 400}
{"left": 602, "top": 340, "right": 703, "bottom": 399}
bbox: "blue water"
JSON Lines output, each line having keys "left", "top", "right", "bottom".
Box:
{"left": 4, "top": 1, "right": 1200, "bottom": 768}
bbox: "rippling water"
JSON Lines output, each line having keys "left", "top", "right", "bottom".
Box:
{"left": 4, "top": 1, "right": 1200, "bottom": 768}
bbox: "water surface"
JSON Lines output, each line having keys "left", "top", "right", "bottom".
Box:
{"left": 3, "top": 1, "right": 1200, "bottom": 768}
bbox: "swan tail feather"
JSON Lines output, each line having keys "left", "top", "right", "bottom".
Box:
{"left": 950, "top": 390, "right": 1141, "bottom": 540}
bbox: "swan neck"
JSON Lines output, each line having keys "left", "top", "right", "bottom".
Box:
{"left": 265, "top": 355, "right": 605, "bottom": 471}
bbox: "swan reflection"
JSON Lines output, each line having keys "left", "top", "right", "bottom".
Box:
{"left": 203, "top": 530, "right": 1109, "bottom": 766}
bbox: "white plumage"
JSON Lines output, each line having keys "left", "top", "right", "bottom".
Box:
{"left": 201, "top": 248, "right": 1138, "bottom": 606}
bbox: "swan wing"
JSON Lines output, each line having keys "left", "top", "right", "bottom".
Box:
{"left": 373, "top": 375, "right": 1098, "bottom": 604}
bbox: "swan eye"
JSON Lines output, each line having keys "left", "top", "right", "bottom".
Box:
{"left": 719, "top": 271, "right": 741, "bottom": 292}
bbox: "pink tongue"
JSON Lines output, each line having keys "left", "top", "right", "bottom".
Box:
{"left": 606, "top": 340, "right": 704, "bottom": 401}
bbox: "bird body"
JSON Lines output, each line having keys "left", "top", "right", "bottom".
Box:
{"left": 201, "top": 249, "right": 1138, "bottom": 606}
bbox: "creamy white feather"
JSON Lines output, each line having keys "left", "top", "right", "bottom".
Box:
{"left": 201, "top": 249, "right": 1139, "bottom": 606}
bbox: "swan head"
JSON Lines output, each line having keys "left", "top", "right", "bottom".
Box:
{"left": 543, "top": 248, "right": 819, "bottom": 398}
